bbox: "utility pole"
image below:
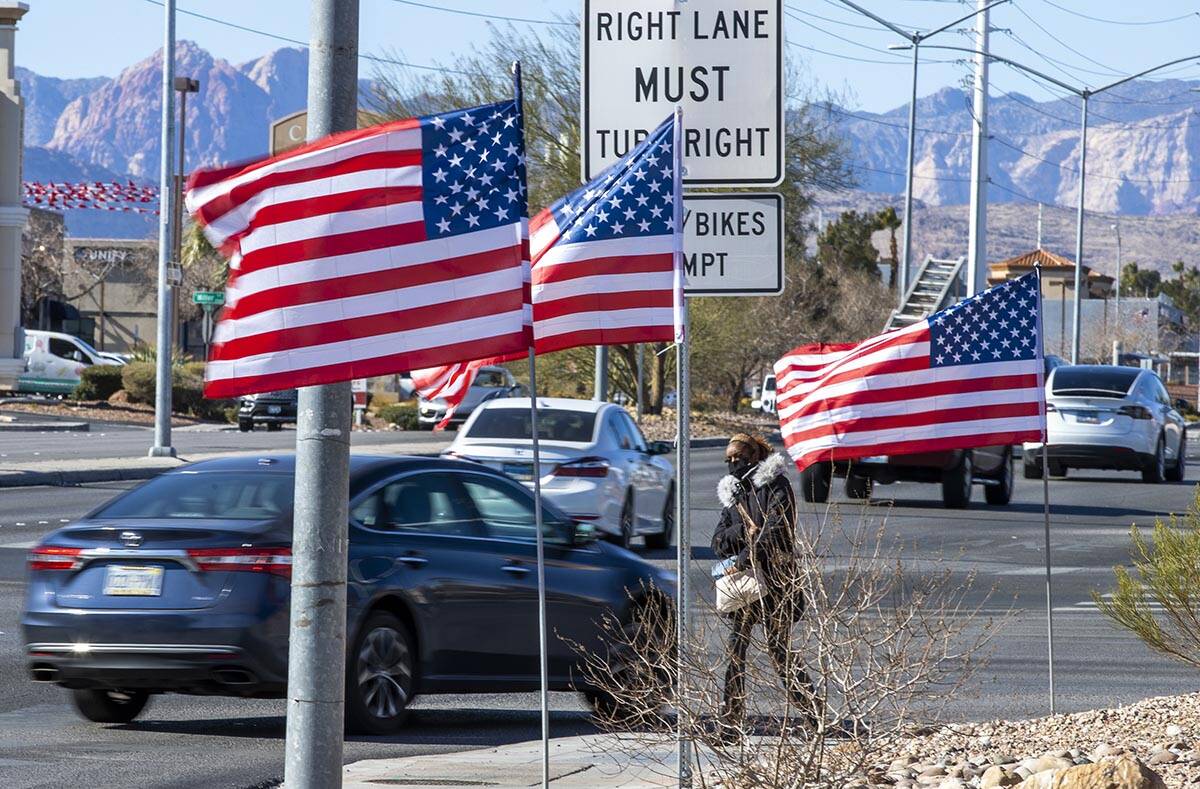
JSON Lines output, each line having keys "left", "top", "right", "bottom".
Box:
{"left": 965, "top": 0, "right": 990, "bottom": 298}
{"left": 1071, "top": 93, "right": 1089, "bottom": 364}
{"left": 149, "top": 0, "right": 176, "bottom": 459}
{"left": 283, "top": 1, "right": 358, "bottom": 787}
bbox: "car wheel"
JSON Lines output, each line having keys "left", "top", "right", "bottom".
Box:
{"left": 1023, "top": 454, "right": 1043, "bottom": 479}
{"left": 844, "top": 471, "right": 872, "bottom": 500}
{"left": 644, "top": 485, "right": 674, "bottom": 550}
{"left": 584, "top": 600, "right": 675, "bottom": 729}
{"left": 345, "top": 612, "right": 416, "bottom": 735}
{"left": 238, "top": 419, "right": 253, "bottom": 432}
{"left": 1167, "top": 434, "right": 1187, "bottom": 483}
{"left": 71, "top": 688, "right": 149, "bottom": 724}
{"left": 942, "top": 453, "right": 972, "bottom": 509}
{"left": 1143, "top": 437, "right": 1166, "bottom": 484}
{"left": 1047, "top": 461, "right": 1067, "bottom": 478}
{"left": 985, "top": 450, "right": 1015, "bottom": 506}
{"left": 615, "top": 494, "right": 635, "bottom": 550}
{"left": 799, "top": 462, "right": 831, "bottom": 503}
{"left": 266, "top": 422, "right": 283, "bottom": 432}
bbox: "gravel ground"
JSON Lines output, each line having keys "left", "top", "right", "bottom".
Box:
{"left": 876, "top": 693, "right": 1200, "bottom": 788}
{"left": 0, "top": 399, "right": 210, "bottom": 426}
{"left": 631, "top": 407, "right": 779, "bottom": 441}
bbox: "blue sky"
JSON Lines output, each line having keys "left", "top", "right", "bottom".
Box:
{"left": 17, "top": 1, "right": 1200, "bottom": 112}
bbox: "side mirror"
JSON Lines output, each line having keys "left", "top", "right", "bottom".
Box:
{"left": 1176, "top": 398, "right": 1189, "bottom": 412}
{"left": 647, "top": 440, "right": 673, "bottom": 456}
{"left": 571, "top": 520, "right": 597, "bottom": 545}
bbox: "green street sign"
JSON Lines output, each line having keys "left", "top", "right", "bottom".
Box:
{"left": 192, "top": 291, "right": 225, "bottom": 306}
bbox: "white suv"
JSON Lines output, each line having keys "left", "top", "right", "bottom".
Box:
{"left": 1023, "top": 365, "right": 1187, "bottom": 483}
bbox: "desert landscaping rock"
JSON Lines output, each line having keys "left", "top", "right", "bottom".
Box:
{"left": 981, "top": 766, "right": 1023, "bottom": 788}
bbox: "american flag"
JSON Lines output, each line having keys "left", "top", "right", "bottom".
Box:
{"left": 775, "top": 270, "right": 1046, "bottom": 471}
{"left": 410, "top": 113, "right": 682, "bottom": 424}
{"left": 185, "top": 100, "right": 529, "bottom": 399}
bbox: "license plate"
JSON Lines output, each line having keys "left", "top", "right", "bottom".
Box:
{"left": 1076, "top": 411, "right": 1101, "bottom": 424}
{"left": 267, "top": 405, "right": 282, "bottom": 414}
{"left": 502, "top": 462, "right": 534, "bottom": 481}
{"left": 103, "top": 565, "right": 164, "bottom": 596}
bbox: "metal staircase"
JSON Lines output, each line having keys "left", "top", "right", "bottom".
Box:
{"left": 885, "top": 256, "right": 966, "bottom": 331}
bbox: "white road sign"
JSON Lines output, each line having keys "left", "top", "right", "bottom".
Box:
{"left": 582, "top": 0, "right": 784, "bottom": 187}
{"left": 683, "top": 193, "right": 783, "bottom": 296}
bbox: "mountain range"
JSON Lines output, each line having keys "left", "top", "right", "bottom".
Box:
{"left": 18, "top": 42, "right": 1200, "bottom": 260}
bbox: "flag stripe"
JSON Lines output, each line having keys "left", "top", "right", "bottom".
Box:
{"left": 534, "top": 288, "right": 675, "bottom": 321}
{"left": 532, "top": 252, "right": 674, "bottom": 286}
{"left": 204, "top": 332, "right": 523, "bottom": 399}
{"left": 783, "top": 401, "right": 1042, "bottom": 445}
{"left": 224, "top": 246, "right": 522, "bottom": 321}
{"left": 787, "top": 428, "right": 1046, "bottom": 466}
{"left": 213, "top": 269, "right": 522, "bottom": 349}
{"left": 535, "top": 324, "right": 675, "bottom": 354}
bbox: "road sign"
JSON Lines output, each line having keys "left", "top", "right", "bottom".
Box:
{"left": 683, "top": 193, "right": 783, "bottom": 296}
{"left": 582, "top": 0, "right": 784, "bottom": 186}
{"left": 192, "top": 291, "right": 225, "bottom": 306}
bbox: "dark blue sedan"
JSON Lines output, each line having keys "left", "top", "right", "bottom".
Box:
{"left": 22, "top": 454, "right": 676, "bottom": 733}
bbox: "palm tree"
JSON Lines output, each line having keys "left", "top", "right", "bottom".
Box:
{"left": 875, "top": 206, "right": 902, "bottom": 290}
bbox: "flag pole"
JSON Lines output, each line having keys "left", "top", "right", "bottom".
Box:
{"left": 512, "top": 60, "right": 550, "bottom": 789}
{"left": 1034, "top": 264, "right": 1056, "bottom": 714}
{"left": 671, "top": 105, "right": 692, "bottom": 788}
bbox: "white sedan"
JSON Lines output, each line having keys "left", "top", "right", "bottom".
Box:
{"left": 443, "top": 397, "right": 676, "bottom": 549}
{"left": 1023, "top": 365, "right": 1187, "bottom": 483}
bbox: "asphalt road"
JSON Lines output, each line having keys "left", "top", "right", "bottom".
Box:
{"left": 0, "top": 448, "right": 1198, "bottom": 787}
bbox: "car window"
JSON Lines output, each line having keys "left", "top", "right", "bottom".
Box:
{"left": 474, "top": 370, "right": 509, "bottom": 388}
{"left": 1153, "top": 377, "right": 1171, "bottom": 406}
{"left": 1051, "top": 367, "right": 1140, "bottom": 398}
{"left": 352, "top": 472, "right": 480, "bottom": 536}
{"left": 616, "top": 410, "right": 647, "bottom": 452}
{"left": 465, "top": 408, "right": 596, "bottom": 442}
{"left": 605, "top": 415, "right": 627, "bottom": 449}
{"left": 94, "top": 472, "right": 294, "bottom": 520}
{"left": 459, "top": 475, "right": 568, "bottom": 543}
{"left": 49, "top": 337, "right": 84, "bottom": 361}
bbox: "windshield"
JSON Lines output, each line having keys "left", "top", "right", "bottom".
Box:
{"left": 1051, "top": 367, "right": 1140, "bottom": 398}
{"left": 474, "top": 370, "right": 509, "bottom": 388}
{"left": 764, "top": 377, "right": 776, "bottom": 392}
{"left": 466, "top": 408, "right": 596, "bottom": 442}
{"left": 93, "top": 472, "right": 294, "bottom": 520}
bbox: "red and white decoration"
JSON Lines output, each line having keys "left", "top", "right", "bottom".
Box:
{"left": 23, "top": 181, "right": 160, "bottom": 213}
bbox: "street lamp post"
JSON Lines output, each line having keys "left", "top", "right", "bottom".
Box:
{"left": 840, "top": 0, "right": 1010, "bottom": 307}
{"left": 1111, "top": 222, "right": 1121, "bottom": 326}
{"left": 172, "top": 76, "right": 198, "bottom": 353}
{"left": 917, "top": 45, "right": 1200, "bottom": 363}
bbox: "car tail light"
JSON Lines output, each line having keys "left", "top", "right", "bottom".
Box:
{"left": 27, "top": 545, "right": 82, "bottom": 571}
{"left": 553, "top": 457, "right": 610, "bottom": 478}
{"left": 1119, "top": 405, "right": 1152, "bottom": 420}
{"left": 186, "top": 547, "right": 292, "bottom": 577}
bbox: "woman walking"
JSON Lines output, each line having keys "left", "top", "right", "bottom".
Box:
{"left": 711, "top": 433, "right": 816, "bottom": 733}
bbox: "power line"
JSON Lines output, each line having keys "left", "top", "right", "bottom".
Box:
{"left": 784, "top": 11, "right": 909, "bottom": 59}
{"left": 785, "top": 3, "right": 898, "bottom": 33}
{"left": 849, "top": 161, "right": 971, "bottom": 183}
{"left": 786, "top": 39, "right": 925, "bottom": 66}
{"left": 1011, "top": 3, "right": 1127, "bottom": 79}
{"left": 821, "top": 104, "right": 971, "bottom": 136}
{"left": 1037, "top": 0, "right": 1198, "bottom": 27}
{"left": 139, "top": 0, "right": 475, "bottom": 76}
{"left": 1001, "top": 29, "right": 1121, "bottom": 82}
{"left": 384, "top": 0, "right": 571, "bottom": 27}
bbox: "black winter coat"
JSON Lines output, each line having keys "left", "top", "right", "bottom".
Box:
{"left": 710, "top": 453, "right": 799, "bottom": 600}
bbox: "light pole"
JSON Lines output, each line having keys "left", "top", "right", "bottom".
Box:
{"left": 839, "top": 0, "right": 1010, "bottom": 307}
{"left": 1111, "top": 222, "right": 1121, "bottom": 326}
{"left": 172, "top": 76, "right": 198, "bottom": 353}
{"left": 918, "top": 45, "right": 1200, "bottom": 363}
{"left": 149, "top": 0, "right": 176, "bottom": 459}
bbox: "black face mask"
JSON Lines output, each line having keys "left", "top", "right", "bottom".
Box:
{"left": 726, "top": 458, "right": 754, "bottom": 479}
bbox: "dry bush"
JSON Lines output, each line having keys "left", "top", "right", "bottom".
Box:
{"left": 571, "top": 504, "right": 1002, "bottom": 788}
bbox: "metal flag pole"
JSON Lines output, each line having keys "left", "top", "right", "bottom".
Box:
{"left": 1033, "top": 264, "right": 1056, "bottom": 714}
{"left": 671, "top": 105, "right": 692, "bottom": 788}
{"left": 512, "top": 60, "right": 551, "bottom": 789}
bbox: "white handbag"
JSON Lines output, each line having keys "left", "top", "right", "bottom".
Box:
{"left": 715, "top": 567, "right": 764, "bottom": 614}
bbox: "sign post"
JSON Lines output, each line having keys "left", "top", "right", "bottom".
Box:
{"left": 682, "top": 193, "right": 783, "bottom": 296}
{"left": 192, "top": 291, "right": 224, "bottom": 361}
{"left": 582, "top": 0, "right": 784, "bottom": 187}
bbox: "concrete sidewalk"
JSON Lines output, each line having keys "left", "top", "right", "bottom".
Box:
{"left": 342, "top": 735, "right": 680, "bottom": 788}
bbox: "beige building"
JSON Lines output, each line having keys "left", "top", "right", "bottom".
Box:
{"left": 987, "top": 248, "right": 1114, "bottom": 301}
{"left": 63, "top": 238, "right": 158, "bottom": 353}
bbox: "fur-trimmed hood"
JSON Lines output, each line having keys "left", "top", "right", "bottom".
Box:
{"left": 716, "top": 452, "right": 789, "bottom": 507}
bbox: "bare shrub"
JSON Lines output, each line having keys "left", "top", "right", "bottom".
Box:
{"left": 571, "top": 504, "right": 1002, "bottom": 787}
